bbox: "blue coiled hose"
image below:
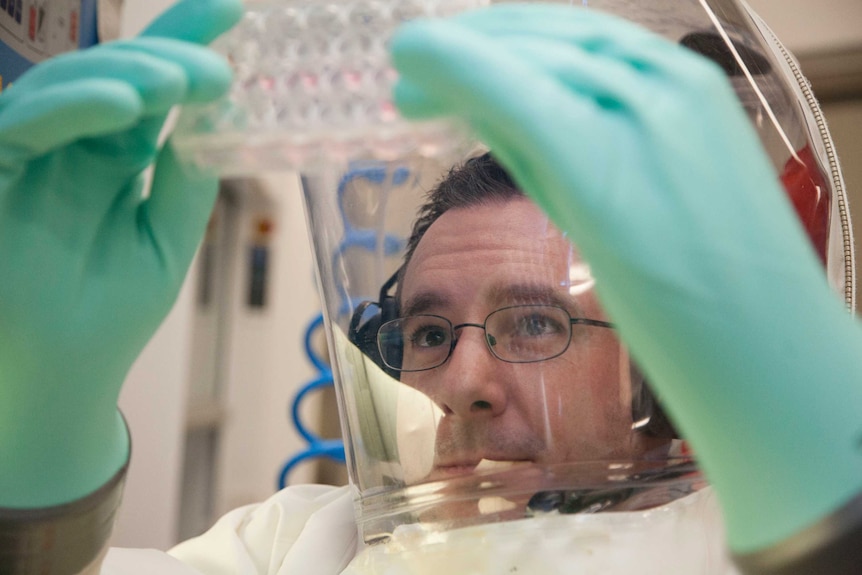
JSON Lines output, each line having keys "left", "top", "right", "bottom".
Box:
{"left": 278, "top": 163, "right": 409, "bottom": 488}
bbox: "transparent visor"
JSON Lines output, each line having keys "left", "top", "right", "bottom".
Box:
{"left": 303, "top": 155, "right": 698, "bottom": 540}
{"left": 173, "top": 0, "right": 853, "bottom": 546}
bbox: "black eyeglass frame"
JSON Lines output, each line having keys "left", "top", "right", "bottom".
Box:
{"left": 376, "top": 304, "right": 615, "bottom": 373}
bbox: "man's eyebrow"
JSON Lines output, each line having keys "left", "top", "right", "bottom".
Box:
{"left": 400, "top": 291, "right": 450, "bottom": 317}
{"left": 487, "top": 283, "right": 585, "bottom": 315}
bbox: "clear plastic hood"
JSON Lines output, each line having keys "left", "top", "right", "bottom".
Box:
{"left": 304, "top": 155, "right": 705, "bottom": 542}
{"left": 173, "top": 0, "right": 854, "bottom": 553}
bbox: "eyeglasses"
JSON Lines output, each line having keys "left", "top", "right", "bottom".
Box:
{"left": 377, "top": 304, "right": 614, "bottom": 373}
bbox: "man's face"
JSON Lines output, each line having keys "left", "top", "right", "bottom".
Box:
{"left": 399, "top": 198, "right": 649, "bottom": 481}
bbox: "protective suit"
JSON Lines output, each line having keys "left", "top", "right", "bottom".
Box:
{"left": 96, "top": 483, "right": 731, "bottom": 574}
{"left": 1, "top": 1, "right": 860, "bottom": 575}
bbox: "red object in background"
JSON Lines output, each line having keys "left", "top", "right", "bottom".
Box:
{"left": 70, "top": 10, "right": 78, "bottom": 44}
{"left": 780, "top": 144, "right": 831, "bottom": 266}
{"left": 28, "top": 5, "right": 36, "bottom": 41}
{"left": 256, "top": 218, "right": 274, "bottom": 238}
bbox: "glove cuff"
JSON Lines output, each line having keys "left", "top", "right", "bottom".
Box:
{"left": 733, "top": 489, "right": 862, "bottom": 575}
{"left": 0, "top": 415, "right": 130, "bottom": 575}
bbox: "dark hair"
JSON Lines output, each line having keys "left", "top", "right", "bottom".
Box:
{"left": 400, "top": 152, "right": 521, "bottom": 281}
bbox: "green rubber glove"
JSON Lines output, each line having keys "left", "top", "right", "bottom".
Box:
{"left": 391, "top": 4, "right": 862, "bottom": 555}
{"left": 0, "top": 0, "right": 242, "bottom": 508}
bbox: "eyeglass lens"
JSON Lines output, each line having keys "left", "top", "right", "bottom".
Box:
{"left": 377, "top": 305, "right": 576, "bottom": 372}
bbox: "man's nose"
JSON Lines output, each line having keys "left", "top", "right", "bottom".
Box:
{"left": 437, "top": 326, "right": 508, "bottom": 418}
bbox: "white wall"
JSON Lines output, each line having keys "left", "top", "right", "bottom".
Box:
{"left": 208, "top": 173, "right": 321, "bottom": 518}
{"left": 119, "top": 0, "right": 170, "bottom": 36}
{"left": 111, "top": 0, "right": 190, "bottom": 551}
{"left": 113, "top": 280, "right": 194, "bottom": 549}
{"left": 822, "top": 100, "right": 862, "bottom": 307}
{"left": 745, "top": 0, "right": 862, "bottom": 54}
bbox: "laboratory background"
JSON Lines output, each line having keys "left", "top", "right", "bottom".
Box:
{"left": 31, "top": 0, "right": 860, "bottom": 551}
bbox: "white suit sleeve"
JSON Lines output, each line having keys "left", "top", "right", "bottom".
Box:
{"left": 102, "top": 548, "right": 206, "bottom": 575}
{"left": 168, "top": 484, "right": 359, "bottom": 575}
{"left": 100, "top": 485, "right": 358, "bottom": 575}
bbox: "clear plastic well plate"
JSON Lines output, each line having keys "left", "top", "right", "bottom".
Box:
{"left": 173, "top": 0, "right": 484, "bottom": 175}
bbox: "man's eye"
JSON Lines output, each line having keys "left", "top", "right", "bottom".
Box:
{"left": 515, "top": 313, "right": 562, "bottom": 337}
{"left": 410, "top": 326, "right": 449, "bottom": 348}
